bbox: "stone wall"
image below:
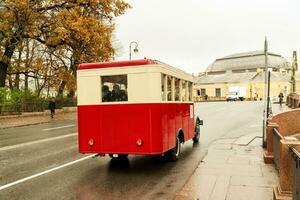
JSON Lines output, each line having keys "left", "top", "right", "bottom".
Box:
{"left": 271, "top": 108, "right": 300, "bottom": 136}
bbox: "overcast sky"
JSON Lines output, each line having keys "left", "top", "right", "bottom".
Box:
{"left": 114, "top": 0, "right": 300, "bottom": 73}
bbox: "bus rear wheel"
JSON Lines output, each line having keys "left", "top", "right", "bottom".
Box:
{"left": 193, "top": 118, "right": 201, "bottom": 143}
{"left": 165, "top": 135, "right": 181, "bottom": 161}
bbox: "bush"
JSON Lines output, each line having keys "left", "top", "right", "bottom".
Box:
{"left": 0, "top": 87, "right": 9, "bottom": 104}
{"left": 0, "top": 87, "right": 45, "bottom": 105}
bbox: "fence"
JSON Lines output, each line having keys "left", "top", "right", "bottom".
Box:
{"left": 194, "top": 96, "right": 226, "bottom": 102}
{"left": 0, "top": 98, "right": 77, "bottom": 116}
{"left": 273, "top": 128, "right": 283, "bottom": 170}
{"left": 291, "top": 147, "right": 300, "bottom": 200}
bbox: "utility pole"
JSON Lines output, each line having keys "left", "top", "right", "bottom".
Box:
{"left": 291, "top": 51, "right": 298, "bottom": 93}
{"left": 262, "top": 37, "right": 269, "bottom": 148}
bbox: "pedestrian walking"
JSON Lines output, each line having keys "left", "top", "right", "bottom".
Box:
{"left": 204, "top": 94, "right": 208, "bottom": 101}
{"left": 278, "top": 92, "right": 284, "bottom": 107}
{"left": 48, "top": 99, "right": 56, "bottom": 119}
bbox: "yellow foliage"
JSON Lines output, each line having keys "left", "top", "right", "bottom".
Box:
{"left": 0, "top": 0, "right": 131, "bottom": 92}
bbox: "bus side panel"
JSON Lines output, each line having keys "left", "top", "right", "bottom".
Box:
{"left": 167, "top": 104, "right": 176, "bottom": 151}
{"left": 189, "top": 104, "right": 195, "bottom": 139}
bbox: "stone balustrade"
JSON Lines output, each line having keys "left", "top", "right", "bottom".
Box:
{"left": 286, "top": 93, "right": 300, "bottom": 109}
{"left": 263, "top": 108, "right": 300, "bottom": 200}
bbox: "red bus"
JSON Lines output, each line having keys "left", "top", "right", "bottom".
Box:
{"left": 77, "top": 59, "right": 202, "bottom": 161}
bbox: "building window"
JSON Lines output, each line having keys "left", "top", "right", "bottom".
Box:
{"left": 101, "top": 75, "right": 128, "bottom": 102}
{"left": 200, "top": 88, "right": 206, "bottom": 96}
{"left": 215, "top": 88, "right": 221, "bottom": 97}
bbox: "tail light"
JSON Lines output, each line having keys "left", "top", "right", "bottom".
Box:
{"left": 88, "top": 139, "right": 94, "bottom": 146}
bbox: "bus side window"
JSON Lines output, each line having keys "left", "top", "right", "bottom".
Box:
{"left": 189, "top": 82, "right": 193, "bottom": 101}
{"left": 181, "top": 81, "right": 185, "bottom": 101}
{"left": 175, "top": 78, "right": 180, "bottom": 101}
{"left": 161, "top": 74, "right": 166, "bottom": 101}
{"left": 101, "top": 75, "right": 128, "bottom": 102}
{"left": 167, "top": 76, "right": 172, "bottom": 101}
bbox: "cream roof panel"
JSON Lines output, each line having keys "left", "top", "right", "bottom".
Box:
{"left": 77, "top": 64, "right": 194, "bottom": 82}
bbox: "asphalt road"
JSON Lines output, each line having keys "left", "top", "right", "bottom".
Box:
{"left": 0, "top": 101, "right": 264, "bottom": 200}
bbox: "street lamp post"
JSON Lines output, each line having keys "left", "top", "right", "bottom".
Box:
{"left": 263, "top": 37, "right": 271, "bottom": 148}
{"left": 129, "top": 41, "right": 139, "bottom": 60}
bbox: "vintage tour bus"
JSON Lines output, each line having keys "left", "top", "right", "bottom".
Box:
{"left": 77, "top": 59, "right": 202, "bottom": 161}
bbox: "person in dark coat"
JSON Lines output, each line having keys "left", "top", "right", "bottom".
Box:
{"left": 278, "top": 92, "right": 284, "bottom": 106}
{"left": 48, "top": 99, "right": 56, "bottom": 118}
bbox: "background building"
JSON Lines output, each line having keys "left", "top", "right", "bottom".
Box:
{"left": 194, "top": 51, "right": 300, "bottom": 101}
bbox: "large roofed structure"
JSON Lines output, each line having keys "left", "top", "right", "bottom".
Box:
{"left": 206, "top": 51, "right": 290, "bottom": 73}
{"left": 193, "top": 50, "right": 300, "bottom": 101}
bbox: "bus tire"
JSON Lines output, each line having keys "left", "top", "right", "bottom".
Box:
{"left": 193, "top": 118, "right": 201, "bottom": 143}
{"left": 165, "top": 135, "right": 181, "bottom": 161}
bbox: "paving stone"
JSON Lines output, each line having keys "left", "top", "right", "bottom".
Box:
{"left": 230, "top": 176, "right": 278, "bottom": 187}
{"left": 226, "top": 185, "right": 273, "bottom": 200}
{"left": 176, "top": 174, "right": 217, "bottom": 200}
{"left": 209, "top": 175, "right": 230, "bottom": 200}
{"left": 212, "top": 139, "right": 237, "bottom": 144}
{"left": 208, "top": 143, "right": 232, "bottom": 150}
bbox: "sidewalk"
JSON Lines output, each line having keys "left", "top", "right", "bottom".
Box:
{"left": 0, "top": 108, "right": 77, "bottom": 129}
{"left": 175, "top": 135, "right": 278, "bottom": 200}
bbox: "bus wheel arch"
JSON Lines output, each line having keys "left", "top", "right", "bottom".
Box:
{"left": 177, "top": 128, "right": 185, "bottom": 144}
{"left": 165, "top": 129, "right": 183, "bottom": 161}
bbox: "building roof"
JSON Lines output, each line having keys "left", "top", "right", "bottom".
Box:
{"left": 206, "top": 51, "right": 290, "bottom": 72}
{"left": 195, "top": 71, "right": 293, "bottom": 84}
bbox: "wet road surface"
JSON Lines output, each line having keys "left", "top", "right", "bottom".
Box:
{"left": 0, "top": 102, "right": 264, "bottom": 200}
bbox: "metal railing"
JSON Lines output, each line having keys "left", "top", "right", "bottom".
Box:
{"left": 273, "top": 128, "right": 283, "bottom": 170}
{"left": 194, "top": 96, "right": 226, "bottom": 102}
{"left": 291, "top": 147, "right": 300, "bottom": 200}
{"left": 0, "top": 98, "right": 77, "bottom": 116}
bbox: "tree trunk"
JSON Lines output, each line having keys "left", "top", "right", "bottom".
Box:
{"left": 24, "top": 73, "right": 29, "bottom": 90}
{"left": 8, "top": 75, "right": 13, "bottom": 90}
{"left": 0, "top": 62, "right": 8, "bottom": 87}
{"left": 15, "top": 74, "right": 20, "bottom": 90}
{"left": 57, "top": 80, "right": 67, "bottom": 98}
{"left": 67, "top": 58, "right": 78, "bottom": 98}
{"left": 0, "top": 32, "right": 20, "bottom": 87}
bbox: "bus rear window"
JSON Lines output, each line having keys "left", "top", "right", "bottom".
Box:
{"left": 101, "top": 75, "right": 128, "bottom": 102}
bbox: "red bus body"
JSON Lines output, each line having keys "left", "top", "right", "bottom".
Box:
{"left": 77, "top": 60, "right": 197, "bottom": 155}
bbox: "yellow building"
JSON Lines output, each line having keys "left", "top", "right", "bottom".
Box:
{"left": 194, "top": 51, "right": 300, "bottom": 101}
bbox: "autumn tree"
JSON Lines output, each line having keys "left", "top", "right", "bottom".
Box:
{"left": 0, "top": 0, "right": 130, "bottom": 89}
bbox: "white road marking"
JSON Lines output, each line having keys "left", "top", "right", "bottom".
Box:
{"left": 42, "top": 124, "right": 75, "bottom": 131}
{"left": 0, "top": 154, "right": 95, "bottom": 191}
{"left": 250, "top": 124, "right": 262, "bottom": 128}
{"left": 0, "top": 133, "right": 77, "bottom": 152}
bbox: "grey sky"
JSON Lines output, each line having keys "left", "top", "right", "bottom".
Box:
{"left": 115, "top": 0, "right": 300, "bottom": 73}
